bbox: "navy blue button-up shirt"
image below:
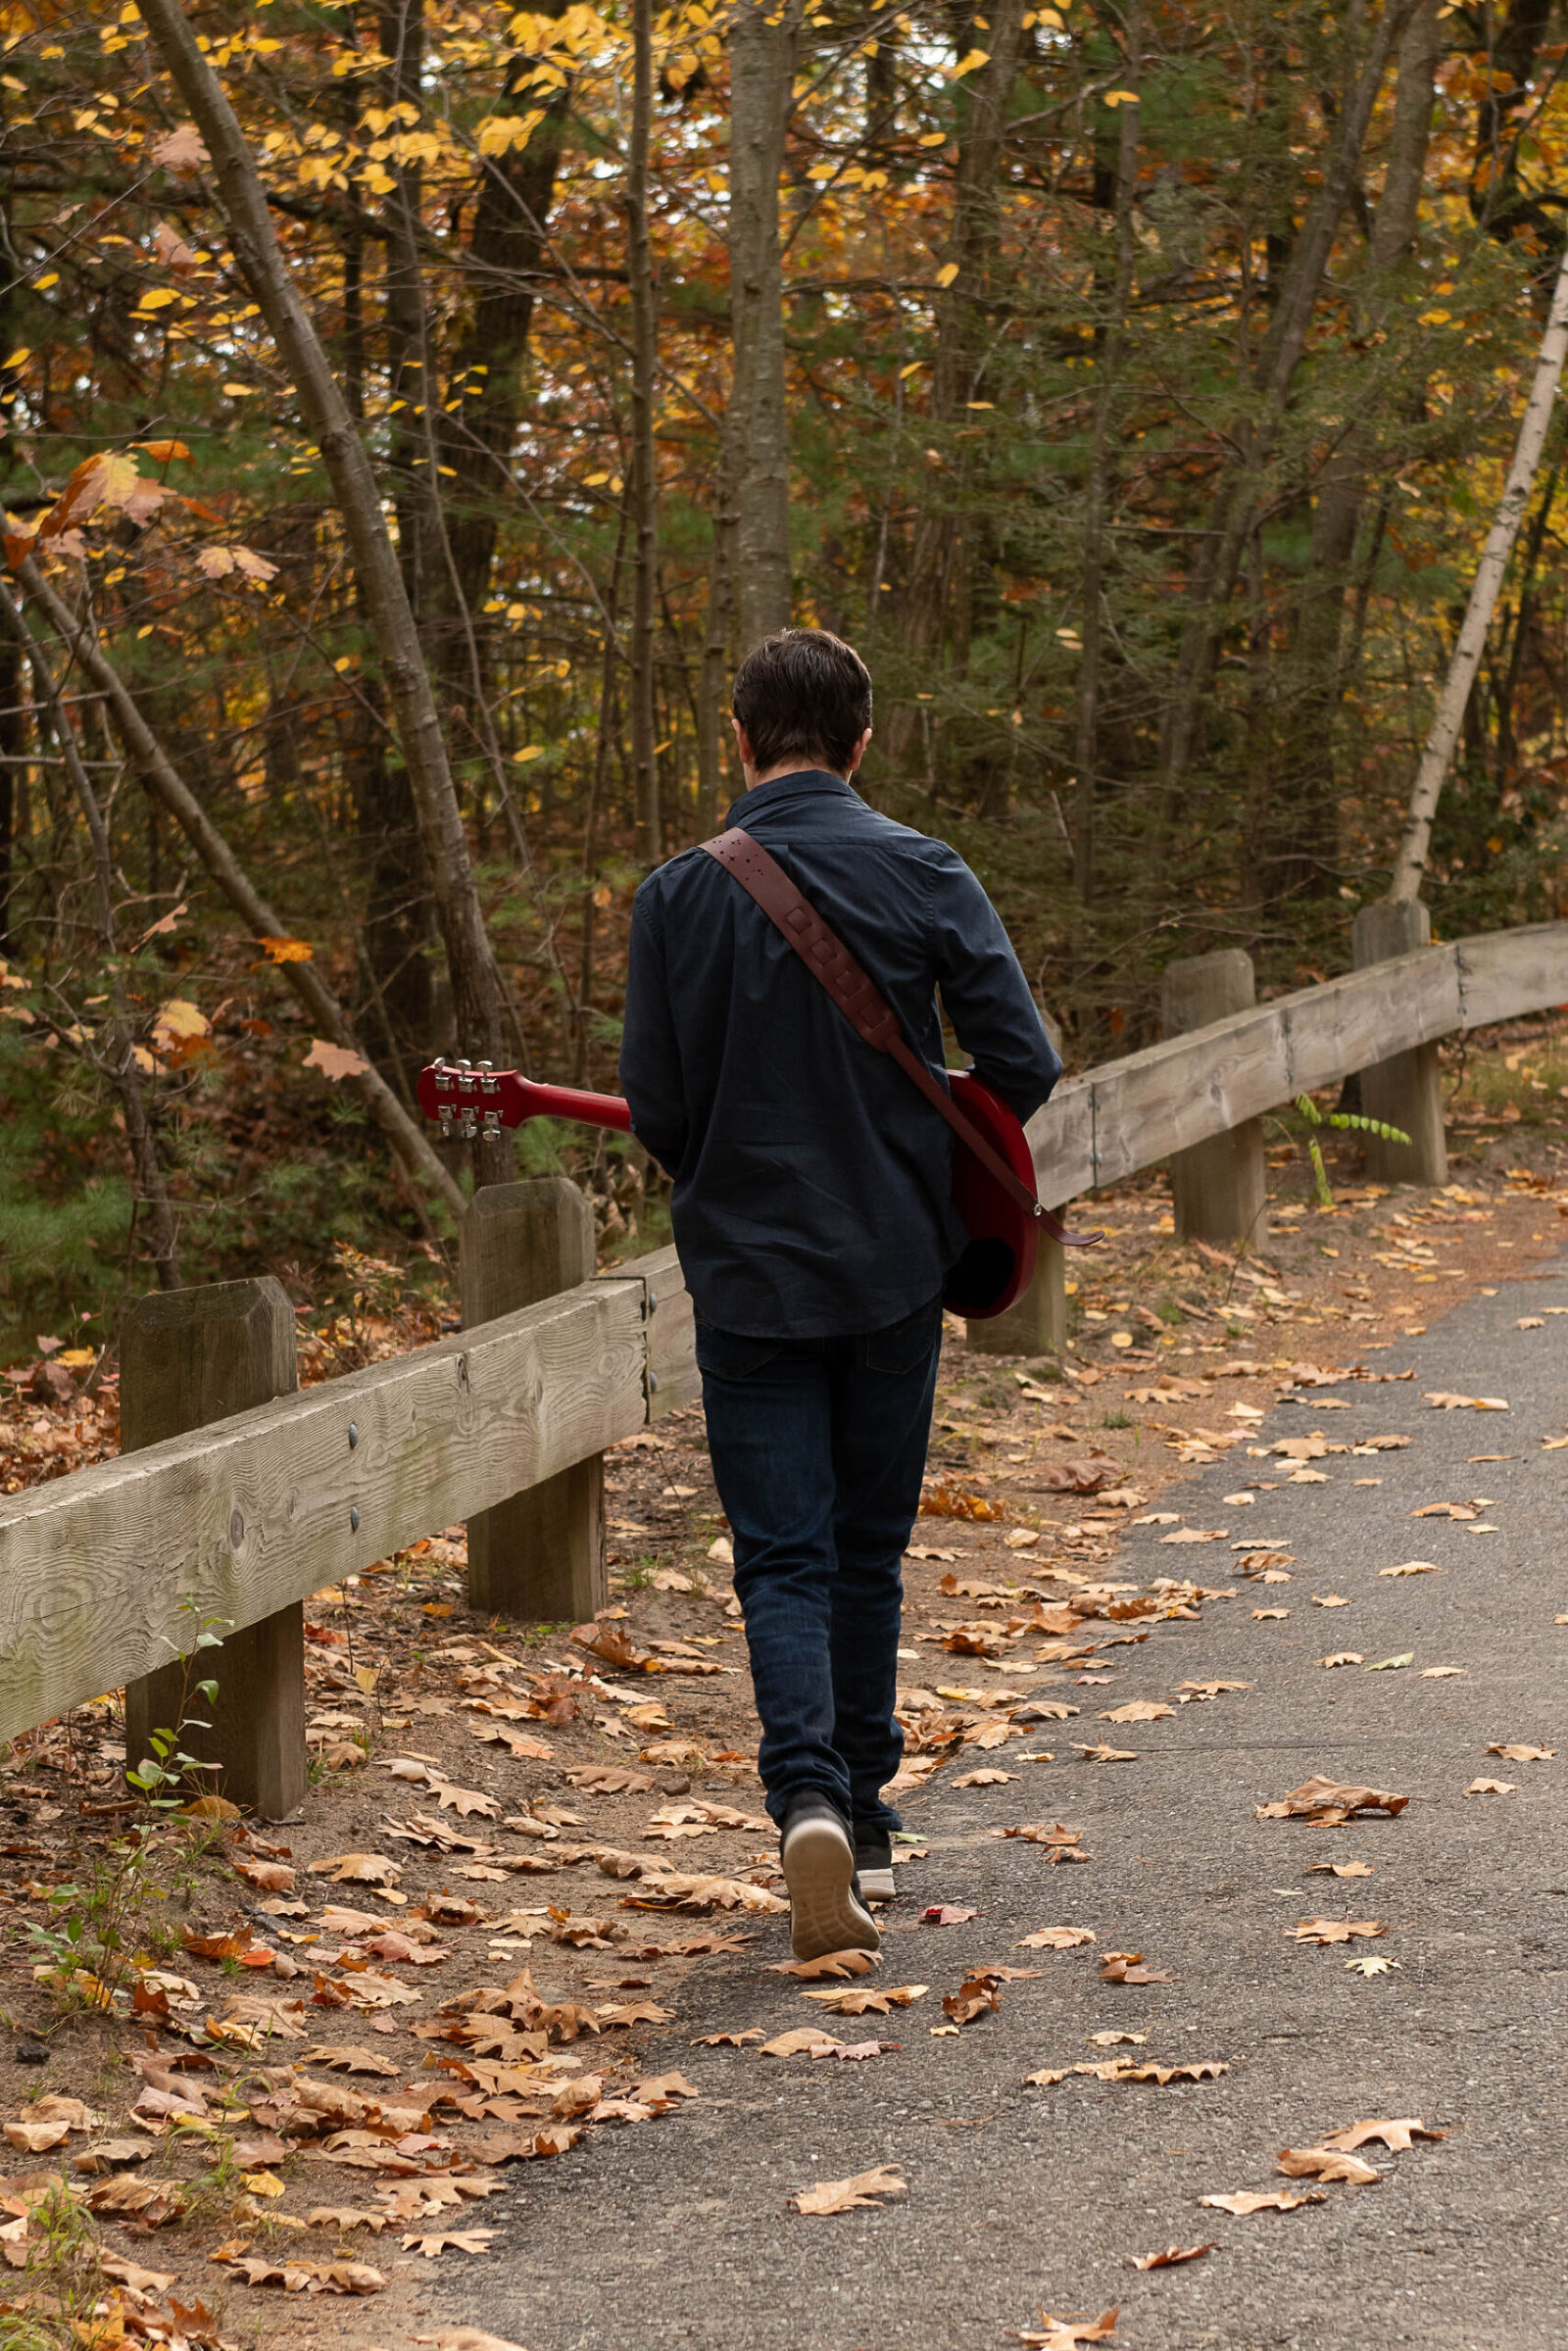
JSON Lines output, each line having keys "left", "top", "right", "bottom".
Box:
{"left": 619, "top": 769, "right": 1061, "bottom": 1338}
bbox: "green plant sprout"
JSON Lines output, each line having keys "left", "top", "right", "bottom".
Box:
{"left": 25, "top": 1605, "right": 231, "bottom": 2013}
{"left": 1284, "top": 1094, "right": 1411, "bottom": 1208}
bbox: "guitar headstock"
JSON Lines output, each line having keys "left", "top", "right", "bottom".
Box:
{"left": 416, "top": 1058, "right": 531, "bottom": 1140}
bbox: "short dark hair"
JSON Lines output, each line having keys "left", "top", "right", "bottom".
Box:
{"left": 731, "top": 628, "right": 872, "bottom": 777}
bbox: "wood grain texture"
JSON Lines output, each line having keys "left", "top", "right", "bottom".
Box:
{"left": 1457, "top": 921, "right": 1568, "bottom": 1030}
{"left": 0, "top": 1281, "right": 647, "bottom": 1744}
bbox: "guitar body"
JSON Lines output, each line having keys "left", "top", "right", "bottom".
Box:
{"left": 942, "top": 1070, "right": 1039, "bottom": 1320}
{"left": 416, "top": 1058, "right": 1039, "bottom": 1321}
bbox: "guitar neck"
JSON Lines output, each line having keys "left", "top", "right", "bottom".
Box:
{"left": 417, "top": 1059, "right": 633, "bottom": 1140}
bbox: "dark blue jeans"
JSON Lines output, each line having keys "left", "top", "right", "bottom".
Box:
{"left": 696, "top": 1295, "right": 943, "bottom": 1837}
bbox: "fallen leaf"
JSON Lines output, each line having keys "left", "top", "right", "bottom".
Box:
{"left": 1288, "top": 1918, "right": 1385, "bottom": 1945}
{"left": 954, "top": 1769, "right": 1017, "bottom": 1788}
{"left": 1424, "top": 1393, "right": 1508, "bottom": 1410}
{"left": 1099, "top": 1951, "right": 1177, "bottom": 1984}
{"left": 400, "top": 2229, "right": 496, "bottom": 2258}
{"left": 420, "top": 2334, "right": 533, "bottom": 2351}
{"left": 1276, "top": 2146, "right": 1382, "bottom": 2184}
{"left": 469, "top": 2125, "right": 581, "bottom": 2163}
{"left": 761, "top": 2029, "right": 841, "bottom": 2057}
{"left": 1379, "top": 1562, "right": 1439, "bottom": 1579}
{"left": 691, "top": 2029, "right": 765, "bottom": 2046}
{"left": 1488, "top": 1742, "right": 1554, "bottom": 1762}
{"left": 1258, "top": 1775, "right": 1408, "bottom": 1824}
{"left": 1010, "top": 2304, "right": 1118, "bottom": 2347}
{"left": 1016, "top": 1926, "right": 1097, "bottom": 1950}
{"left": 1312, "top": 1594, "right": 1354, "bottom": 1609}
{"left": 803, "top": 1984, "right": 928, "bottom": 2016}
{"left": 1199, "top": 2188, "right": 1325, "bottom": 2216}
{"left": 297, "top": 2045, "right": 400, "bottom": 2076}
{"left": 1099, "top": 1701, "right": 1173, "bottom": 1724}
{"left": 1074, "top": 1743, "right": 1138, "bottom": 1764}
{"left": 1159, "top": 1529, "right": 1228, "bottom": 1544}
{"left": 920, "top": 1905, "right": 979, "bottom": 1926}
{"left": 1365, "top": 1653, "right": 1414, "bottom": 1672}
{"left": 1130, "top": 2242, "right": 1212, "bottom": 2271}
{"left": 308, "top": 1855, "right": 403, "bottom": 1886}
{"left": 766, "top": 1949, "right": 880, "bottom": 1980}
{"left": 1305, "top": 1860, "right": 1374, "bottom": 1879}
{"left": 1345, "top": 1954, "right": 1398, "bottom": 1976}
{"left": 1321, "top": 2117, "right": 1446, "bottom": 2152}
{"left": 1319, "top": 1652, "right": 1364, "bottom": 1668}
{"left": 1464, "top": 1778, "right": 1518, "bottom": 1795}
{"left": 792, "top": 2164, "right": 906, "bottom": 2216}
{"left": 434, "top": 1784, "right": 502, "bottom": 1819}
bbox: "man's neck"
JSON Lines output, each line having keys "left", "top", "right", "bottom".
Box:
{"left": 744, "top": 760, "right": 849, "bottom": 791}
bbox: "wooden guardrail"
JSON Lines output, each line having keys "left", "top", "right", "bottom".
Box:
{"left": 4, "top": 916, "right": 1565, "bottom": 1802}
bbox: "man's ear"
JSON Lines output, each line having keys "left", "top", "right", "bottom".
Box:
{"left": 846, "top": 726, "right": 872, "bottom": 776}
{"left": 730, "top": 715, "right": 755, "bottom": 768}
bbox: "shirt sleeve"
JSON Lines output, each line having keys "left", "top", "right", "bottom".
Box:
{"left": 619, "top": 883, "right": 690, "bottom": 1177}
{"left": 927, "top": 848, "right": 1062, "bottom": 1123}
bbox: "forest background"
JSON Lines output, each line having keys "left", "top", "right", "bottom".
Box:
{"left": 0, "top": 0, "right": 1563, "bottom": 1358}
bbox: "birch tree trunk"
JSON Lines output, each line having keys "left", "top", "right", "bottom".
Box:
{"left": 137, "top": 0, "right": 509, "bottom": 1174}
{"left": 1389, "top": 233, "right": 1568, "bottom": 900}
{"left": 726, "top": 0, "right": 800, "bottom": 649}
{"left": 626, "top": 0, "right": 662, "bottom": 861}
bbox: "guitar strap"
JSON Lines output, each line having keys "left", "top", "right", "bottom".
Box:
{"left": 699, "top": 826, "right": 1100, "bottom": 1249}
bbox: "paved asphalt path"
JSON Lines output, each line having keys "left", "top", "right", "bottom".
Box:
{"left": 443, "top": 1263, "right": 1568, "bottom": 2351}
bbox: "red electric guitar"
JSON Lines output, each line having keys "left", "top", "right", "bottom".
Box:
{"left": 416, "top": 1055, "right": 1065, "bottom": 1320}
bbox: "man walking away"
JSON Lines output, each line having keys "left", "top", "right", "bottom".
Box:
{"left": 620, "top": 629, "right": 1060, "bottom": 1957}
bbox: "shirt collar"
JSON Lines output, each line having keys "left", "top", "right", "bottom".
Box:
{"left": 723, "top": 768, "right": 862, "bottom": 827}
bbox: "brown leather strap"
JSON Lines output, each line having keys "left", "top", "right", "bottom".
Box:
{"left": 700, "top": 827, "right": 1101, "bottom": 1249}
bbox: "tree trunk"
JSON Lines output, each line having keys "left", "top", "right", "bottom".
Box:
{"left": 883, "top": 0, "right": 1027, "bottom": 766}
{"left": 12, "top": 563, "right": 466, "bottom": 1221}
{"left": 1155, "top": 0, "right": 1417, "bottom": 818}
{"left": 137, "top": 0, "right": 509, "bottom": 1183}
{"left": 626, "top": 0, "right": 662, "bottom": 862}
{"left": 726, "top": 0, "right": 800, "bottom": 650}
{"left": 1390, "top": 230, "right": 1568, "bottom": 900}
{"left": 427, "top": 11, "right": 572, "bottom": 753}
{"left": 1259, "top": 0, "right": 1441, "bottom": 914}
{"left": 1072, "top": 3, "right": 1141, "bottom": 946}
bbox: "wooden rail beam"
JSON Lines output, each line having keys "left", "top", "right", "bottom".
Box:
{"left": 0, "top": 1266, "right": 665, "bottom": 1746}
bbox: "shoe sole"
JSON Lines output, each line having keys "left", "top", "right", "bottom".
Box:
{"left": 856, "top": 1865, "right": 896, "bottom": 1903}
{"left": 782, "top": 1817, "right": 881, "bottom": 1960}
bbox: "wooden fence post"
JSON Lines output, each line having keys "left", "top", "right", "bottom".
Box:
{"left": 1162, "top": 950, "right": 1266, "bottom": 1245}
{"left": 122, "top": 1278, "right": 306, "bottom": 1821}
{"left": 461, "top": 1177, "right": 606, "bottom": 1622}
{"left": 964, "top": 1233, "right": 1067, "bottom": 1358}
{"left": 1351, "top": 901, "right": 1447, "bottom": 1185}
